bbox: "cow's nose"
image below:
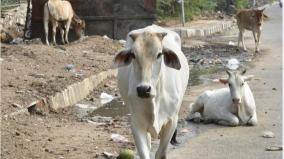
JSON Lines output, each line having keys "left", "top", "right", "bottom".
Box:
{"left": 137, "top": 85, "right": 151, "bottom": 98}
{"left": 232, "top": 98, "right": 240, "bottom": 104}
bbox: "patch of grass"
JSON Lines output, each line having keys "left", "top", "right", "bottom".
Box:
{"left": 156, "top": 0, "right": 250, "bottom": 21}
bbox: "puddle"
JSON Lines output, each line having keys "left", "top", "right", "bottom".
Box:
{"left": 189, "top": 65, "right": 225, "bottom": 86}
{"left": 90, "top": 99, "right": 128, "bottom": 117}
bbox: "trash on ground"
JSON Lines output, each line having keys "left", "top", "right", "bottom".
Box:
{"left": 228, "top": 41, "right": 235, "bottom": 46}
{"left": 64, "top": 64, "right": 75, "bottom": 71}
{"left": 12, "top": 103, "right": 22, "bottom": 109}
{"left": 100, "top": 92, "right": 116, "bottom": 104}
{"left": 90, "top": 116, "right": 113, "bottom": 124}
{"left": 103, "top": 151, "right": 117, "bottom": 159}
{"left": 111, "top": 133, "right": 128, "bottom": 143}
{"left": 180, "top": 128, "right": 190, "bottom": 133}
{"left": 103, "top": 35, "right": 111, "bottom": 40}
{"left": 10, "top": 37, "right": 23, "bottom": 44}
{"left": 265, "top": 145, "right": 282, "bottom": 151}
{"left": 226, "top": 58, "right": 239, "bottom": 70}
{"left": 262, "top": 130, "right": 275, "bottom": 138}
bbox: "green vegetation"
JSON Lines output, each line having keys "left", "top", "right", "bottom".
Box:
{"left": 156, "top": 0, "right": 250, "bottom": 21}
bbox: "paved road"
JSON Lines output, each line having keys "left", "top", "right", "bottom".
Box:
{"left": 169, "top": 4, "right": 282, "bottom": 159}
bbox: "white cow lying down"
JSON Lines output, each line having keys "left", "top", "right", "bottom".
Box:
{"left": 188, "top": 69, "right": 257, "bottom": 126}
{"left": 114, "top": 25, "right": 189, "bottom": 159}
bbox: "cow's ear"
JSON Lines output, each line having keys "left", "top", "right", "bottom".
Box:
{"left": 219, "top": 78, "right": 228, "bottom": 85}
{"left": 241, "top": 69, "right": 246, "bottom": 75}
{"left": 226, "top": 70, "right": 232, "bottom": 76}
{"left": 260, "top": 8, "right": 265, "bottom": 12}
{"left": 113, "top": 49, "right": 134, "bottom": 68}
{"left": 243, "top": 75, "right": 254, "bottom": 82}
{"left": 263, "top": 13, "right": 268, "bottom": 19}
{"left": 163, "top": 48, "right": 181, "bottom": 70}
{"left": 129, "top": 33, "right": 139, "bottom": 42}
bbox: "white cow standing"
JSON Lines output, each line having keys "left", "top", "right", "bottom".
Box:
{"left": 114, "top": 25, "right": 189, "bottom": 159}
{"left": 188, "top": 69, "right": 257, "bottom": 126}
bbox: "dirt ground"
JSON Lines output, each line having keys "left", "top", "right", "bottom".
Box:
{"left": 1, "top": 36, "right": 128, "bottom": 159}
{"left": 1, "top": 36, "right": 123, "bottom": 115}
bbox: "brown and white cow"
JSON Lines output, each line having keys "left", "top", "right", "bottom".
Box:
{"left": 236, "top": 8, "right": 268, "bottom": 53}
{"left": 43, "top": 0, "right": 85, "bottom": 45}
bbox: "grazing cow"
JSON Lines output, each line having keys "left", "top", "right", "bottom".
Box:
{"left": 43, "top": 0, "right": 85, "bottom": 45}
{"left": 236, "top": 8, "right": 268, "bottom": 53}
{"left": 114, "top": 25, "right": 189, "bottom": 159}
{"left": 188, "top": 69, "right": 257, "bottom": 126}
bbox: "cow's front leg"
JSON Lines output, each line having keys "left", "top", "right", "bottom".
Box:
{"left": 65, "top": 18, "right": 72, "bottom": 44}
{"left": 60, "top": 28, "right": 65, "bottom": 44}
{"left": 52, "top": 21, "right": 58, "bottom": 46}
{"left": 131, "top": 123, "right": 151, "bottom": 159}
{"left": 252, "top": 31, "right": 258, "bottom": 52}
{"left": 217, "top": 113, "right": 239, "bottom": 126}
{"left": 240, "top": 30, "right": 247, "bottom": 51}
{"left": 247, "top": 112, "right": 257, "bottom": 126}
{"left": 255, "top": 30, "right": 261, "bottom": 53}
{"left": 155, "top": 118, "right": 177, "bottom": 159}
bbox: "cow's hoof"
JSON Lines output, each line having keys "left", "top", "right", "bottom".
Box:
{"left": 170, "top": 140, "right": 180, "bottom": 146}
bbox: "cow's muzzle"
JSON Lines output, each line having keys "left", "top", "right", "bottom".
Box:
{"left": 137, "top": 85, "right": 151, "bottom": 98}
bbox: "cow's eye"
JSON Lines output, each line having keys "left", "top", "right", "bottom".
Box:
{"left": 228, "top": 83, "right": 232, "bottom": 87}
{"left": 241, "top": 83, "right": 244, "bottom": 86}
{"left": 157, "top": 53, "right": 163, "bottom": 59}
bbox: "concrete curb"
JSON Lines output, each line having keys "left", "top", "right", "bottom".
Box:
{"left": 47, "top": 69, "right": 117, "bottom": 111}
{"left": 5, "top": 69, "right": 118, "bottom": 117}
{"left": 169, "top": 20, "right": 234, "bottom": 38}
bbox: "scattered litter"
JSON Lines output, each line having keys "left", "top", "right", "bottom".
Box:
{"left": 12, "top": 103, "right": 22, "bottom": 109}
{"left": 15, "top": 90, "right": 25, "bottom": 94}
{"left": 91, "top": 116, "right": 113, "bottom": 124}
{"left": 64, "top": 64, "right": 74, "bottom": 71}
{"left": 262, "top": 130, "right": 275, "bottom": 138}
{"left": 228, "top": 41, "right": 235, "bottom": 46}
{"left": 27, "top": 99, "right": 49, "bottom": 116}
{"left": 29, "top": 73, "right": 45, "bottom": 78}
{"left": 103, "top": 35, "right": 111, "bottom": 40}
{"left": 100, "top": 92, "right": 116, "bottom": 104}
{"left": 180, "top": 128, "right": 190, "bottom": 133}
{"left": 226, "top": 58, "right": 239, "bottom": 70}
{"left": 111, "top": 133, "right": 128, "bottom": 143}
{"left": 10, "top": 37, "right": 23, "bottom": 44}
{"left": 103, "top": 151, "right": 117, "bottom": 159}
{"left": 265, "top": 146, "right": 282, "bottom": 151}
{"left": 86, "top": 119, "right": 106, "bottom": 126}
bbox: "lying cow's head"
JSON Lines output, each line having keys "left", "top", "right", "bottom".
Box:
{"left": 72, "top": 14, "right": 86, "bottom": 38}
{"left": 219, "top": 69, "right": 254, "bottom": 105}
{"left": 114, "top": 32, "right": 181, "bottom": 98}
{"left": 252, "top": 8, "right": 267, "bottom": 26}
